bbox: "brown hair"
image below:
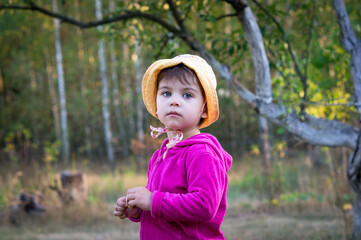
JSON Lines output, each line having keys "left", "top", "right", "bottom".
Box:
{"left": 157, "top": 63, "right": 205, "bottom": 98}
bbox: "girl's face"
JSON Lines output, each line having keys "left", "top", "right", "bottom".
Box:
{"left": 156, "top": 77, "right": 207, "bottom": 139}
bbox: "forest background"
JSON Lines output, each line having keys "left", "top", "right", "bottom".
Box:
{"left": 0, "top": 0, "right": 360, "bottom": 239}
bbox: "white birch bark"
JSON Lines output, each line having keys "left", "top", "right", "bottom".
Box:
{"left": 332, "top": 0, "right": 361, "bottom": 238}
{"left": 52, "top": 0, "right": 69, "bottom": 163}
{"left": 95, "top": 0, "right": 115, "bottom": 168}
{"left": 134, "top": 38, "right": 145, "bottom": 169}
{"left": 240, "top": 4, "right": 274, "bottom": 199}
{"left": 223, "top": 0, "right": 274, "bottom": 197}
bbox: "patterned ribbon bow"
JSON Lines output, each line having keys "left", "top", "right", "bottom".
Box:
{"left": 150, "top": 125, "right": 183, "bottom": 159}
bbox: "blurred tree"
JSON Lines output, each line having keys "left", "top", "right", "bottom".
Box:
{"left": 133, "top": 36, "right": 146, "bottom": 170}
{"left": 74, "top": 0, "right": 93, "bottom": 161}
{"left": 52, "top": 0, "right": 70, "bottom": 163}
{"left": 95, "top": 0, "right": 115, "bottom": 169}
{"left": 108, "top": 0, "right": 129, "bottom": 161}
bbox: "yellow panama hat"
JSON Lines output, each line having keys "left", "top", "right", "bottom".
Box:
{"left": 142, "top": 54, "right": 219, "bottom": 129}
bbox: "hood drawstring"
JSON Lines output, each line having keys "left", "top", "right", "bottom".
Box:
{"left": 150, "top": 125, "right": 183, "bottom": 159}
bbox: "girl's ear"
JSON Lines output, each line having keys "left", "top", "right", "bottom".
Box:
{"left": 201, "top": 112, "right": 208, "bottom": 119}
{"left": 200, "top": 101, "right": 207, "bottom": 119}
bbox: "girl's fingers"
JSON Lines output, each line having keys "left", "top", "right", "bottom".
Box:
{"left": 114, "top": 210, "right": 122, "bottom": 216}
{"left": 114, "top": 209, "right": 124, "bottom": 218}
{"left": 127, "top": 199, "right": 136, "bottom": 209}
{"left": 126, "top": 193, "right": 136, "bottom": 208}
{"left": 116, "top": 196, "right": 127, "bottom": 205}
{"left": 127, "top": 187, "right": 138, "bottom": 194}
{"left": 114, "top": 205, "right": 125, "bottom": 212}
{"left": 126, "top": 193, "right": 135, "bottom": 200}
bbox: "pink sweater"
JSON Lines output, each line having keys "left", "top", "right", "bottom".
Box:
{"left": 131, "top": 133, "right": 232, "bottom": 240}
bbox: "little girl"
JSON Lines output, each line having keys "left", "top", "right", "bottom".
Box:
{"left": 114, "top": 54, "right": 232, "bottom": 239}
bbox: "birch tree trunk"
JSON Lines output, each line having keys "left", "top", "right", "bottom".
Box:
{"left": 224, "top": 0, "right": 274, "bottom": 199}
{"left": 258, "top": 115, "right": 273, "bottom": 199}
{"left": 134, "top": 38, "right": 145, "bottom": 170}
{"left": 95, "top": 0, "right": 115, "bottom": 169}
{"left": 332, "top": 0, "right": 361, "bottom": 238}
{"left": 52, "top": 0, "right": 69, "bottom": 163}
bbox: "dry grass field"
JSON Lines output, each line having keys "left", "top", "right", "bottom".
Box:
{"left": 0, "top": 156, "right": 352, "bottom": 240}
{"left": 0, "top": 199, "right": 344, "bottom": 240}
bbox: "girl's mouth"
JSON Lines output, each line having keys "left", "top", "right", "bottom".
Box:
{"left": 167, "top": 111, "right": 181, "bottom": 117}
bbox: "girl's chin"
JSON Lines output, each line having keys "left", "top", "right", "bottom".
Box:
{"left": 165, "top": 125, "right": 183, "bottom": 130}
{"left": 161, "top": 121, "right": 182, "bottom": 130}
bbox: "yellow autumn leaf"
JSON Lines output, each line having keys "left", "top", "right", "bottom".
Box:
{"left": 271, "top": 199, "right": 279, "bottom": 206}
{"left": 299, "top": 90, "right": 304, "bottom": 98}
{"left": 343, "top": 203, "right": 352, "bottom": 211}
{"left": 140, "top": 6, "right": 149, "bottom": 12}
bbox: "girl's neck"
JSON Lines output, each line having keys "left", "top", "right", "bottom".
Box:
{"left": 167, "top": 128, "right": 200, "bottom": 141}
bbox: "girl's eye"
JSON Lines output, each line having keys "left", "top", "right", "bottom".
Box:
{"left": 162, "top": 91, "right": 171, "bottom": 97}
{"left": 183, "top": 93, "right": 193, "bottom": 98}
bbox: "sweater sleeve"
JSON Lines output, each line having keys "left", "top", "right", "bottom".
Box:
{"left": 128, "top": 211, "right": 142, "bottom": 222}
{"left": 150, "top": 152, "right": 226, "bottom": 222}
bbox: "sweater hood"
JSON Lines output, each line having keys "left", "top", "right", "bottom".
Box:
{"left": 160, "top": 133, "right": 232, "bottom": 171}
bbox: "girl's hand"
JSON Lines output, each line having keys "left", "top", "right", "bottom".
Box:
{"left": 114, "top": 196, "right": 141, "bottom": 219}
{"left": 126, "top": 187, "right": 152, "bottom": 211}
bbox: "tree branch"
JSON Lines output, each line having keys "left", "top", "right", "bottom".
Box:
{"left": 332, "top": 0, "right": 357, "bottom": 52}
{"left": 167, "top": 0, "right": 186, "bottom": 31}
{"left": 258, "top": 100, "right": 358, "bottom": 148}
{"left": 333, "top": 0, "right": 361, "bottom": 120}
{"left": 225, "top": 0, "right": 273, "bottom": 103}
{"left": 230, "top": 80, "right": 358, "bottom": 148}
{"left": 154, "top": 33, "right": 175, "bottom": 59}
{"left": 0, "top": 2, "right": 182, "bottom": 35}
{"left": 200, "top": 13, "right": 238, "bottom": 21}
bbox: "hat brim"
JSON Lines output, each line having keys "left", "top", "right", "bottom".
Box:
{"left": 142, "top": 57, "right": 219, "bottom": 129}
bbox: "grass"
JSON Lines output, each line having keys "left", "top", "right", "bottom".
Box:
{"left": 0, "top": 151, "right": 354, "bottom": 240}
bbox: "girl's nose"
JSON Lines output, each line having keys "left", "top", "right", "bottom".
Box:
{"left": 169, "top": 95, "right": 180, "bottom": 106}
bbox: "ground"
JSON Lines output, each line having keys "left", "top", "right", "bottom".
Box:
{"left": 0, "top": 199, "right": 345, "bottom": 240}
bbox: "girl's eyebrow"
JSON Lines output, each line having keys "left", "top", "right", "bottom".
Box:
{"left": 158, "top": 85, "right": 199, "bottom": 93}
{"left": 158, "top": 86, "right": 171, "bottom": 91}
{"left": 182, "top": 87, "right": 198, "bottom": 92}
